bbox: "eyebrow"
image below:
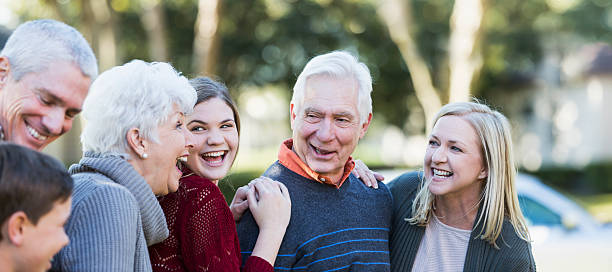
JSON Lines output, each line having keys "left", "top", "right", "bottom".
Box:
{"left": 188, "top": 118, "right": 235, "bottom": 126}
{"left": 304, "top": 107, "right": 355, "bottom": 118}
{"left": 37, "top": 87, "right": 82, "bottom": 113}
{"left": 430, "top": 134, "right": 464, "bottom": 145}
{"left": 304, "top": 107, "right": 323, "bottom": 114}
{"left": 334, "top": 111, "right": 355, "bottom": 118}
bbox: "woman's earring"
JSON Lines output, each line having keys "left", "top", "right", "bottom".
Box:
{"left": 141, "top": 153, "right": 148, "bottom": 159}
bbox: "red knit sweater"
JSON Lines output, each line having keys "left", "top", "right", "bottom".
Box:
{"left": 148, "top": 172, "right": 272, "bottom": 272}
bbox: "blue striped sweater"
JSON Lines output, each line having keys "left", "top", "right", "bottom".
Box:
{"left": 236, "top": 161, "right": 392, "bottom": 271}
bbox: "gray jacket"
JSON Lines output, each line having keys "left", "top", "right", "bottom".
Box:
{"left": 51, "top": 152, "right": 168, "bottom": 272}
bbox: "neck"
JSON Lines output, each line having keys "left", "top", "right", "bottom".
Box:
{"left": 434, "top": 192, "right": 481, "bottom": 230}
{"left": 326, "top": 171, "right": 343, "bottom": 185}
{"left": 211, "top": 179, "right": 219, "bottom": 186}
{"left": 127, "top": 154, "right": 158, "bottom": 194}
{"left": 0, "top": 248, "right": 15, "bottom": 272}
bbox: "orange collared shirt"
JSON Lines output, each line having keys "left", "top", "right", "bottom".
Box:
{"left": 277, "top": 139, "right": 355, "bottom": 189}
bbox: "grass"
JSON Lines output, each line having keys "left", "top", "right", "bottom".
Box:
{"left": 572, "top": 193, "right": 612, "bottom": 223}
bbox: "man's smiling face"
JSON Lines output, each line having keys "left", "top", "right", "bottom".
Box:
{"left": 0, "top": 59, "right": 90, "bottom": 150}
{"left": 291, "top": 74, "right": 370, "bottom": 182}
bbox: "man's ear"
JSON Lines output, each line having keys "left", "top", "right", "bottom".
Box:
{"left": 290, "top": 103, "right": 297, "bottom": 130}
{"left": 359, "top": 113, "right": 372, "bottom": 139}
{"left": 0, "top": 57, "right": 11, "bottom": 87}
{"left": 5, "top": 211, "right": 28, "bottom": 246}
{"left": 126, "top": 128, "right": 148, "bottom": 159}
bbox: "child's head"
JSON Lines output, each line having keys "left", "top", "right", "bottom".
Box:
{"left": 0, "top": 143, "right": 73, "bottom": 272}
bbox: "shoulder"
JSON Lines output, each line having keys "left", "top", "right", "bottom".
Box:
{"left": 69, "top": 174, "right": 140, "bottom": 226}
{"left": 262, "top": 161, "right": 299, "bottom": 181}
{"left": 497, "top": 221, "right": 536, "bottom": 271}
{"left": 498, "top": 220, "right": 533, "bottom": 253}
{"left": 178, "top": 175, "right": 224, "bottom": 203}
{"left": 173, "top": 175, "right": 229, "bottom": 221}
{"left": 73, "top": 173, "right": 138, "bottom": 203}
{"left": 387, "top": 171, "right": 423, "bottom": 202}
{"left": 470, "top": 219, "right": 535, "bottom": 271}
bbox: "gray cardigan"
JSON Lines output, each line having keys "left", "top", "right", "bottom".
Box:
{"left": 388, "top": 171, "right": 536, "bottom": 272}
{"left": 51, "top": 152, "right": 168, "bottom": 272}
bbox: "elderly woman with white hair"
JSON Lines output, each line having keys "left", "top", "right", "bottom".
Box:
{"left": 51, "top": 60, "right": 196, "bottom": 271}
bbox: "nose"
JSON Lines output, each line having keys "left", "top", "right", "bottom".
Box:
{"left": 206, "top": 129, "right": 224, "bottom": 146}
{"left": 183, "top": 129, "right": 194, "bottom": 149}
{"left": 42, "top": 108, "right": 67, "bottom": 136}
{"left": 315, "top": 118, "right": 334, "bottom": 142}
{"left": 431, "top": 146, "right": 447, "bottom": 164}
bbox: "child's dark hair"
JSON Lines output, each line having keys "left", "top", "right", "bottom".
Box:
{"left": 0, "top": 143, "right": 73, "bottom": 238}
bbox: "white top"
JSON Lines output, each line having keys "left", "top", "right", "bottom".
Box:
{"left": 411, "top": 215, "right": 471, "bottom": 272}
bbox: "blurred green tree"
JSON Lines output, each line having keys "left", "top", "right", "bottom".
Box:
{"left": 8, "top": 0, "right": 612, "bottom": 134}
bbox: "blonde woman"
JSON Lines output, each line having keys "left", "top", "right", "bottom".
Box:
{"left": 388, "top": 101, "right": 535, "bottom": 271}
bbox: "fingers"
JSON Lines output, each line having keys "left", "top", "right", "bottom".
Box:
{"left": 248, "top": 176, "right": 290, "bottom": 204}
{"left": 373, "top": 172, "right": 385, "bottom": 182}
{"left": 364, "top": 169, "right": 378, "bottom": 189}
{"left": 354, "top": 159, "right": 383, "bottom": 188}
{"left": 278, "top": 182, "right": 291, "bottom": 202}
{"left": 247, "top": 184, "right": 258, "bottom": 209}
{"left": 232, "top": 185, "right": 249, "bottom": 202}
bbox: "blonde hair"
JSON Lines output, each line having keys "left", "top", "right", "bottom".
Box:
{"left": 408, "top": 101, "right": 530, "bottom": 248}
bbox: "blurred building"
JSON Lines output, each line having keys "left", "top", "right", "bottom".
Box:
{"left": 500, "top": 43, "right": 612, "bottom": 171}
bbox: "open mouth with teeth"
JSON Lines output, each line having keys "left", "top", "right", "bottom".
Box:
{"left": 26, "top": 124, "right": 48, "bottom": 141}
{"left": 432, "top": 168, "right": 453, "bottom": 179}
{"left": 176, "top": 156, "right": 188, "bottom": 170}
{"left": 200, "top": 151, "right": 227, "bottom": 166}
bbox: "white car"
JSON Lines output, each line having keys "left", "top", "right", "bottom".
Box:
{"left": 517, "top": 174, "right": 612, "bottom": 272}
{"left": 381, "top": 170, "right": 612, "bottom": 271}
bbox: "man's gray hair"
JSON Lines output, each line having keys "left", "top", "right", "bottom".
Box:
{"left": 80, "top": 60, "right": 196, "bottom": 154}
{"left": 0, "top": 19, "right": 98, "bottom": 80}
{"left": 291, "top": 51, "right": 373, "bottom": 124}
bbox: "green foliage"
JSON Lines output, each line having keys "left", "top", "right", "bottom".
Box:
{"left": 217, "top": 169, "right": 262, "bottom": 204}
{"left": 526, "top": 161, "right": 612, "bottom": 195}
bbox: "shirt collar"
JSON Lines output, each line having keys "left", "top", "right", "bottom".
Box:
{"left": 277, "top": 139, "right": 354, "bottom": 188}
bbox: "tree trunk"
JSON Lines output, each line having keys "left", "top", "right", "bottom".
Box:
{"left": 447, "top": 0, "right": 486, "bottom": 103}
{"left": 88, "top": 0, "right": 118, "bottom": 71}
{"left": 192, "top": 0, "right": 222, "bottom": 76}
{"left": 139, "top": 0, "right": 169, "bottom": 61}
{"left": 378, "top": 0, "right": 442, "bottom": 130}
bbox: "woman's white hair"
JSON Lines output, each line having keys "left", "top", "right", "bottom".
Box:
{"left": 408, "top": 101, "right": 530, "bottom": 248}
{"left": 80, "top": 60, "right": 196, "bottom": 154}
{"left": 291, "top": 50, "right": 372, "bottom": 124}
{"left": 0, "top": 19, "right": 98, "bottom": 80}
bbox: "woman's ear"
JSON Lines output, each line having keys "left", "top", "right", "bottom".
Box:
{"left": 126, "top": 128, "right": 148, "bottom": 159}
{"left": 478, "top": 167, "right": 488, "bottom": 180}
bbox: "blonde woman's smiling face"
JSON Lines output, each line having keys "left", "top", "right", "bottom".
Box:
{"left": 425, "top": 115, "right": 487, "bottom": 199}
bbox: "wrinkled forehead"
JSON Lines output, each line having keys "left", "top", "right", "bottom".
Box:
{"left": 302, "top": 75, "right": 359, "bottom": 107}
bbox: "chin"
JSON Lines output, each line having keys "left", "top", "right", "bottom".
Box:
{"left": 201, "top": 168, "right": 227, "bottom": 181}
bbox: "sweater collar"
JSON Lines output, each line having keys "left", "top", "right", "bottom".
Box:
{"left": 69, "top": 151, "right": 169, "bottom": 245}
{"left": 277, "top": 139, "right": 355, "bottom": 188}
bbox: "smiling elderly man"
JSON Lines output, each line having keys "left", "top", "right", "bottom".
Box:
{"left": 236, "top": 51, "right": 392, "bottom": 271}
{"left": 0, "top": 19, "right": 97, "bottom": 151}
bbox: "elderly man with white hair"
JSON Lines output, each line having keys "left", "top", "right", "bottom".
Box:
{"left": 0, "top": 19, "right": 97, "bottom": 151}
{"left": 236, "top": 51, "right": 392, "bottom": 271}
{"left": 51, "top": 60, "right": 196, "bottom": 271}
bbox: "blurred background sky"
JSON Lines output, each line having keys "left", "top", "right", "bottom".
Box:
{"left": 1, "top": 0, "right": 612, "bottom": 269}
